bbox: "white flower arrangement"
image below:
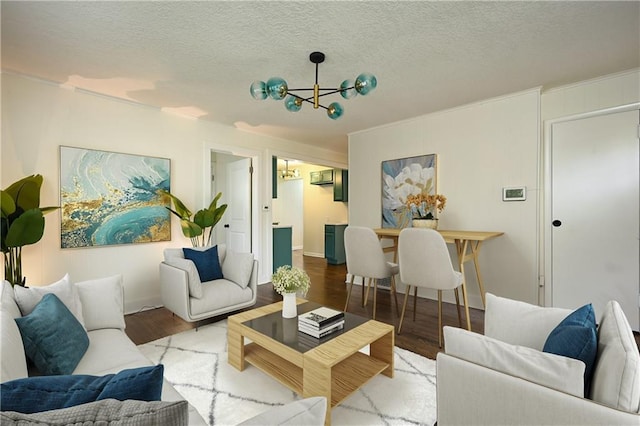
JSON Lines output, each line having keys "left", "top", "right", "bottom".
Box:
{"left": 271, "top": 265, "right": 310, "bottom": 295}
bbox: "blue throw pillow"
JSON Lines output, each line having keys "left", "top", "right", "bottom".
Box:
{"left": 15, "top": 293, "right": 89, "bottom": 376}
{"left": 183, "top": 245, "right": 223, "bottom": 282}
{"left": 543, "top": 303, "right": 598, "bottom": 395}
{"left": 0, "top": 365, "right": 164, "bottom": 414}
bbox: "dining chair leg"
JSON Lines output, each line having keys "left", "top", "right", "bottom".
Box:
{"left": 390, "top": 274, "right": 400, "bottom": 316}
{"left": 398, "top": 285, "right": 412, "bottom": 334}
{"left": 438, "top": 290, "right": 443, "bottom": 348}
{"left": 412, "top": 286, "right": 418, "bottom": 322}
{"left": 453, "top": 287, "right": 463, "bottom": 327}
{"left": 344, "top": 274, "right": 356, "bottom": 312}
{"left": 364, "top": 277, "right": 371, "bottom": 306}
{"left": 361, "top": 276, "right": 366, "bottom": 306}
{"left": 372, "top": 279, "right": 378, "bottom": 320}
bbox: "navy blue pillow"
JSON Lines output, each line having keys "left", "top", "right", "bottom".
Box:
{"left": 543, "top": 304, "right": 597, "bottom": 395}
{"left": 15, "top": 293, "right": 89, "bottom": 376}
{"left": 0, "top": 365, "right": 164, "bottom": 414}
{"left": 183, "top": 245, "right": 223, "bottom": 282}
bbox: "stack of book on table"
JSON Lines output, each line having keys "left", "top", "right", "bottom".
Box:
{"left": 298, "top": 307, "right": 345, "bottom": 338}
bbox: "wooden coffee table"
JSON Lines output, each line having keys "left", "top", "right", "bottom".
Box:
{"left": 228, "top": 299, "right": 394, "bottom": 425}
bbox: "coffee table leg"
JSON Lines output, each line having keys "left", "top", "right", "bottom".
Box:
{"left": 303, "top": 357, "right": 332, "bottom": 426}
{"left": 227, "top": 322, "right": 245, "bottom": 371}
{"left": 370, "top": 329, "right": 394, "bottom": 378}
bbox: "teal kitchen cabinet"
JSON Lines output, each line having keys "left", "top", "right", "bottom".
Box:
{"left": 325, "top": 224, "right": 347, "bottom": 265}
{"left": 273, "top": 226, "right": 292, "bottom": 272}
{"left": 333, "top": 169, "right": 348, "bottom": 202}
{"left": 310, "top": 169, "right": 334, "bottom": 185}
{"left": 272, "top": 156, "right": 278, "bottom": 199}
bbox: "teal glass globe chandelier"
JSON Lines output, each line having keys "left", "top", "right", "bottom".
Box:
{"left": 250, "top": 51, "right": 377, "bottom": 120}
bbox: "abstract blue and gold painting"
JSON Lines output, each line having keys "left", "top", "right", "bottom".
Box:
{"left": 381, "top": 153, "right": 437, "bottom": 228}
{"left": 60, "top": 146, "right": 171, "bottom": 248}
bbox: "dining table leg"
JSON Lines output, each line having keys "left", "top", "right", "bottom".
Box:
{"left": 470, "top": 241, "right": 487, "bottom": 307}
{"left": 455, "top": 239, "right": 472, "bottom": 331}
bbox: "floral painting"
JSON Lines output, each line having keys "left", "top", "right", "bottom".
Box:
{"left": 60, "top": 146, "right": 171, "bottom": 248}
{"left": 381, "top": 154, "right": 437, "bottom": 228}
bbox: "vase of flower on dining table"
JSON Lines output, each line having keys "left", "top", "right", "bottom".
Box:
{"left": 406, "top": 193, "right": 446, "bottom": 231}
{"left": 412, "top": 218, "right": 439, "bottom": 229}
{"left": 271, "top": 265, "right": 311, "bottom": 318}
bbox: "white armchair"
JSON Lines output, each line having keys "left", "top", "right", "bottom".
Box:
{"left": 159, "top": 244, "right": 258, "bottom": 323}
{"left": 436, "top": 293, "right": 640, "bottom": 425}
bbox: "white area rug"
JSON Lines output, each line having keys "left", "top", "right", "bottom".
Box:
{"left": 138, "top": 320, "right": 436, "bottom": 425}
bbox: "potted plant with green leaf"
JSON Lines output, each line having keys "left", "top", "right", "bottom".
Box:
{"left": 162, "top": 191, "right": 228, "bottom": 247}
{"left": 1, "top": 174, "right": 59, "bottom": 286}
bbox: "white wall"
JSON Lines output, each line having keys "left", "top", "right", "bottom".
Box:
{"left": 1, "top": 72, "right": 347, "bottom": 312}
{"left": 349, "top": 89, "right": 541, "bottom": 307}
{"left": 348, "top": 68, "right": 640, "bottom": 308}
{"left": 542, "top": 69, "right": 640, "bottom": 121}
{"left": 272, "top": 178, "right": 304, "bottom": 249}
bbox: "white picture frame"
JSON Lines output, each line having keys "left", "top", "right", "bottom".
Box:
{"left": 503, "top": 186, "right": 526, "bottom": 201}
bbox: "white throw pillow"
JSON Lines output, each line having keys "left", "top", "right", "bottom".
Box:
{"left": 0, "top": 310, "right": 28, "bottom": 382}
{"left": 164, "top": 258, "right": 203, "bottom": 299}
{"left": 444, "top": 326, "right": 585, "bottom": 397}
{"left": 222, "top": 251, "right": 254, "bottom": 289}
{"left": 13, "top": 274, "right": 86, "bottom": 328}
{"left": 1, "top": 280, "right": 22, "bottom": 319}
{"left": 75, "top": 275, "right": 125, "bottom": 331}
{"left": 484, "top": 292, "right": 572, "bottom": 351}
{"left": 590, "top": 300, "right": 640, "bottom": 413}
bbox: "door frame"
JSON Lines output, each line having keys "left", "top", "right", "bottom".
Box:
{"left": 541, "top": 102, "right": 640, "bottom": 306}
{"left": 203, "top": 142, "right": 262, "bottom": 279}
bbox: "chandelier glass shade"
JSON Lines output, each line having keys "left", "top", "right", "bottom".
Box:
{"left": 250, "top": 51, "right": 377, "bottom": 120}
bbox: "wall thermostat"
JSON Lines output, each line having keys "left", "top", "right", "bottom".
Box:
{"left": 503, "top": 186, "right": 526, "bottom": 201}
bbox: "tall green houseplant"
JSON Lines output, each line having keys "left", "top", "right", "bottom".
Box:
{"left": 163, "top": 191, "right": 228, "bottom": 247}
{"left": 1, "top": 175, "right": 58, "bottom": 286}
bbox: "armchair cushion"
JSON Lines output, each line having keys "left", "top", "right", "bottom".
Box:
{"left": 238, "top": 396, "right": 326, "bottom": 426}
{"left": 484, "top": 292, "right": 572, "bottom": 351}
{"left": 444, "top": 326, "right": 585, "bottom": 397}
{"left": 15, "top": 293, "right": 89, "bottom": 376}
{"left": 543, "top": 303, "right": 598, "bottom": 395}
{"left": 221, "top": 251, "right": 254, "bottom": 289}
{"left": 590, "top": 300, "right": 640, "bottom": 413}
{"left": 183, "top": 246, "right": 224, "bottom": 282}
{"left": 164, "top": 257, "right": 204, "bottom": 299}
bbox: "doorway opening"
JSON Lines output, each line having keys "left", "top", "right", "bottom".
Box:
{"left": 272, "top": 157, "right": 349, "bottom": 264}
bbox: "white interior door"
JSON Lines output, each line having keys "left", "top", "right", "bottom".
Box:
{"left": 550, "top": 109, "right": 639, "bottom": 329}
{"left": 224, "top": 158, "right": 252, "bottom": 253}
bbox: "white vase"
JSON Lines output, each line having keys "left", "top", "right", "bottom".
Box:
{"left": 412, "top": 218, "right": 438, "bottom": 229}
{"left": 282, "top": 292, "right": 297, "bottom": 318}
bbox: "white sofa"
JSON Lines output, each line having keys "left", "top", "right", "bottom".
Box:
{"left": 0, "top": 276, "right": 207, "bottom": 425}
{"left": 437, "top": 293, "right": 640, "bottom": 425}
{"left": 160, "top": 244, "right": 258, "bottom": 323}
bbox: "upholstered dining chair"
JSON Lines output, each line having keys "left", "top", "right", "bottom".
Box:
{"left": 344, "top": 226, "right": 400, "bottom": 319}
{"left": 398, "top": 228, "right": 468, "bottom": 347}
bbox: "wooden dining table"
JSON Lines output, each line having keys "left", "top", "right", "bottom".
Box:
{"left": 373, "top": 228, "right": 503, "bottom": 329}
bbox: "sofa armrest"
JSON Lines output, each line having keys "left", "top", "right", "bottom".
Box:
{"left": 159, "top": 262, "right": 192, "bottom": 322}
{"left": 436, "top": 352, "right": 639, "bottom": 425}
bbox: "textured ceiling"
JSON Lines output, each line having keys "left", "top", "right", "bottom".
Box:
{"left": 2, "top": 1, "right": 639, "bottom": 153}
